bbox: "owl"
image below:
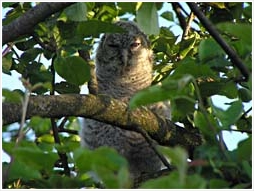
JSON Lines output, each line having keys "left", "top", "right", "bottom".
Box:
{"left": 80, "top": 21, "right": 167, "bottom": 180}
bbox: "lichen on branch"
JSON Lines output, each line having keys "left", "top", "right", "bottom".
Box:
{"left": 2, "top": 94, "right": 202, "bottom": 148}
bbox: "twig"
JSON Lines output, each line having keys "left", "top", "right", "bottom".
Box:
{"left": 32, "top": 33, "right": 56, "bottom": 52}
{"left": 231, "top": 129, "right": 252, "bottom": 134}
{"left": 171, "top": 3, "right": 187, "bottom": 30}
{"left": 50, "top": 57, "right": 70, "bottom": 176}
{"left": 134, "top": 125, "right": 172, "bottom": 171}
{"left": 2, "top": 43, "right": 14, "bottom": 57}
{"left": 16, "top": 90, "right": 30, "bottom": 144}
{"left": 192, "top": 78, "right": 229, "bottom": 159}
{"left": 175, "top": 3, "right": 191, "bottom": 19}
{"left": 50, "top": 118, "right": 70, "bottom": 176}
{"left": 50, "top": 56, "right": 56, "bottom": 94}
{"left": 58, "top": 117, "right": 79, "bottom": 135}
{"left": 58, "top": 128, "right": 79, "bottom": 135}
{"left": 58, "top": 117, "right": 69, "bottom": 130}
{"left": 2, "top": 80, "right": 31, "bottom": 185}
{"left": 126, "top": 108, "right": 172, "bottom": 171}
{"left": 187, "top": 2, "right": 249, "bottom": 81}
{"left": 78, "top": 49, "right": 98, "bottom": 94}
{"left": 242, "top": 107, "right": 252, "bottom": 117}
{"left": 182, "top": 12, "right": 196, "bottom": 39}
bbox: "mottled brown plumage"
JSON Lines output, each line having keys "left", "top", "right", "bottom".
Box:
{"left": 80, "top": 21, "right": 166, "bottom": 179}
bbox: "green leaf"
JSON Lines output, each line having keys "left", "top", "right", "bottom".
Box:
{"left": 137, "top": 3, "right": 160, "bottom": 35}
{"left": 172, "top": 58, "right": 218, "bottom": 79}
{"left": 19, "top": 48, "right": 43, "bottom": 63}
{"left": 238, "top": 88, "right": 252, "bottom": 102}
{"left": 37, "top": 134, "right": 55, "bottom": 144}
{"left": 193, "top": 111, "right": 218, "bottom": 143}
{"left": 54, "top": 56, "right": 90, "bottom": 86}
{"left": 129, "top": 74, "right": 194, "bottom": 110}
{"left": 194, "top": 111, "right": 208, "bottom": 132}
{"left": 184, "top": 174, "right": 207, "bottom": 188}
{"left": 140, "top": 171, "right": 207, "bottom": 188}
{"left": 219, "top": 81, "right": 238, "bottom": 99}
{"left": 2, "top": 142, "right": 16, "bottom": 155}
{"left": 77, "top": 20, "right": 125, "bottom": 38}
{"left": 3, "top": 161, "right": 42, "bottom": 181}
{"left": 179, "top": 32, "right": 198, "bottom": 59}
{"left": 13, "top": 146, "right": 58, "bottom": 172}
{"left": 171, "top": 97, "right": 195, "bottom": 120}
{"left": 2, "top": 5, "right": 25, "bottom": 26}
{"left": 64, "top": 2, "right": 87, "bottom": 21}
{"left": 46, "top": 175, "right": 86, "bottom": 188}
{"left": 236, "top": 116, "right": 252, "bottom": 132}
{"left": 57, "top": 21, "right": 84, "bottom": 47}
{"left": 242, "top": 160, "right": 252, "bottom": 179}
{"left": 55, "top": 81, "right": 81, "bottom": 94}
{"left": 15, "top": 38, "right": 37, "bottom": 51}
{"left": 140, "top": 171, "right": 182, "bottom": 188}
{"left": 208, "top": 2, "right": 226, "bottom": 9}
{"left": 216, "top": 22, "right": 252, "bottom": 47}
{"left": 56, "top": 134, "right": 81, "bottom": 153}
{"left": 28, "top": 117, "right": 51, "bottom": 136}
{"left": 243, "top": 5, "right": 252, "bottom": 19}
{"left": 23, "top": 62, "right": 50, "bottom": 81}
{"left": 160, "top": 11, "right": 174, "bottom": 21}
{"left": 233, "top": 183, "right": 253, "bottom": 189}
{"left": 85, "top": 2, "right": 95, "bottom": 11}
{"left": 209, "top": 179, "right": 230, "bottom": 188}
{"left": 159, "top": 146, "right": 188, "bottom": 183}
{"left": 211, "top": 100, "right": 243, "bottom": 129}
{"left": 204, "top": 57, "right": 231, "bottom": 70}
{"left": 199, "top": 82, "right": 225, "bottom": 98}
{"left": 199, "top": 38, "right": 225, "bottom": 62}
{"left": 73, "top": 147, "right": 130, "bottom": 188}
{"left": 199, "top": 81, "right": 238, "bottom": 99}
{"left": 2, "top": 89, "right": 23, "bottom": 103}
{"left": 129, "top": 84, "right": 171, "bottom": 110}
{"left": 2, "top": 2, "right": 17, "bottom": 7}
{"left": 2, "top": 52, "right": 13, "bottom": 74}
{"left": 236, "top": 136, "right": 251, "bottom": 161}
{"left": 118, "top": 2, "right": 137, "bottom": 15}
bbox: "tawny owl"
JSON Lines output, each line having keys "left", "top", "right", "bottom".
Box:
{"left": 80, "top": 21, "right": 167, "bottom": 179}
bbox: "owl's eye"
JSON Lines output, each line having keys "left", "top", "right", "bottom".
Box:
{"left": 130, "top": 42, "right": 141, "bottom": 48}
{"left": 107, "top": 44, "right": 120, "bottom": 48}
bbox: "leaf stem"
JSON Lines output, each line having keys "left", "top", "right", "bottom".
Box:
{"left": 191, "top": 78, "right": 230, "bottom": 160}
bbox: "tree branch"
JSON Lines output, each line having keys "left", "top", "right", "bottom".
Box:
{"left": 171, "top": 3, "right": 187, "bottom": 31}
{"left": 2, "top": 2, "right": 75, "bottom": 45}
{"left": 2, "top": 94, "right": 202, "bottom": 148}
{"left": 187, "top": 2, "right": 250, "bottom": 81}
{"left": 182, "top": 12, "right": 195, "bottom": 39}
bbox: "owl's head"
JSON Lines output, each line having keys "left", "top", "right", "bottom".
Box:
{"left": 103, "top": 21, "right": 150, "bottom": 50}
{"left": 96, "top": 21, "right": 153, "bottom": 74}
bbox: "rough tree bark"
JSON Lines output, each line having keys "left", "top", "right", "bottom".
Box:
{"left": 2, "top": 94, "right": 202, "bottom": 148}
{"left": 2, "top": 2, "right": 75, "bottom": 45}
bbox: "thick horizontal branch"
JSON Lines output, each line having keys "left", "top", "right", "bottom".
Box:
{"left": 2, "top": 94, "right": 202, "bottom": 148}
{"left": 2, "top": 2, "right": 75, "bottom": 45}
